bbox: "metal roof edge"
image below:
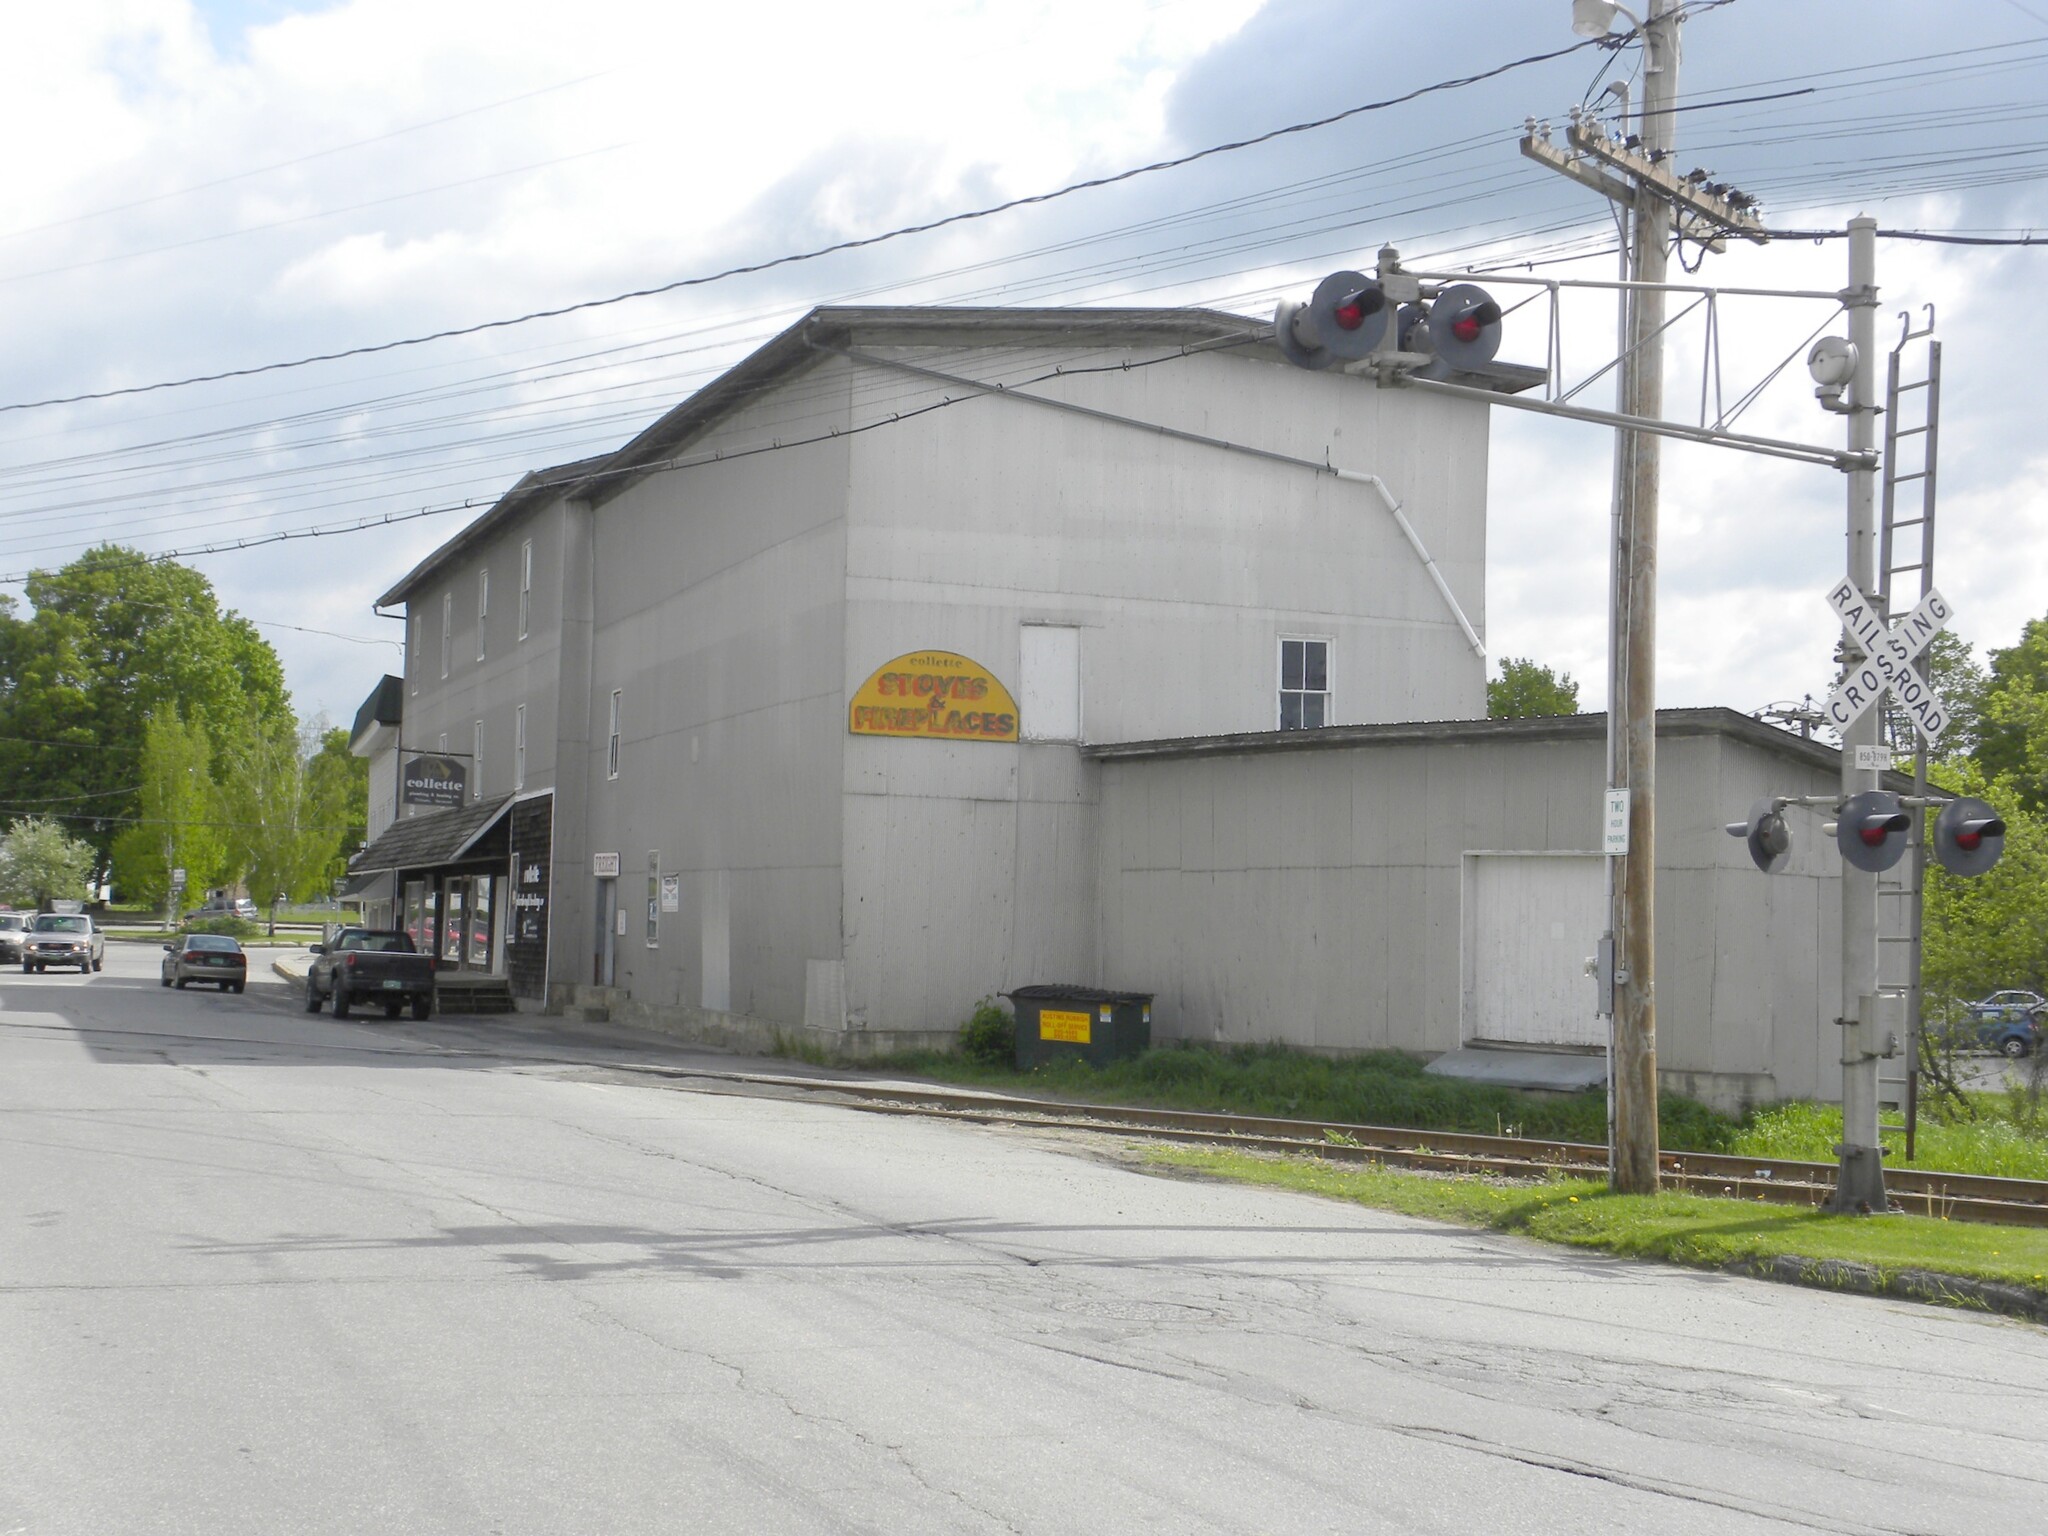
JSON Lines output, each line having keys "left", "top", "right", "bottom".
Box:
{"left": 1082, "top": 706, "right": 1846, "bottom": 770}
{"left": 374, "top": 454, "right": 612, "bottom": 609}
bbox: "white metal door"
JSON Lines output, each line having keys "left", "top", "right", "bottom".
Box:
{"left": 1464, "top": 853, "right": 1604, "bottom": 1047}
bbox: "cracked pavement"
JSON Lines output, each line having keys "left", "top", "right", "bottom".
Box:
{"left": 2, "top": 944, "right": 2042, "bottom": 1534}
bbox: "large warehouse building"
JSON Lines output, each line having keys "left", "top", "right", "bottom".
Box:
{"left": 344, "top": 302, "right": 1855, "bottom": 1110}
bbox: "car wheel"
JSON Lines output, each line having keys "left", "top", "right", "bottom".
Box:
{"left": 2003, "top": 1035, "right": 2031, "bottom": 1059}
{"left": 304, "top": 978, "right": 323, "bottom": 1014}
{"left": 33, "top": 963, "right": 43, "bottom": 974}
{"left": 175, "top": 978, "right": 188, "bottom": 989}
{"left": 411, "top": 997, "right": 432, "bottom": 1022}
{"left": 331, "top": 984, "right": 351, "bottom": 1019}
{"left": 92, "top": 956, "right": 102, "bottom": 972}
{"left": 160, "top": 972, "right": 170, "bottom": 988}
{"left": 231, "top": 982, "right": 245, "bottom": 995}
{"left": 383, "top": 1001, "right": 402, "bottom": 1019}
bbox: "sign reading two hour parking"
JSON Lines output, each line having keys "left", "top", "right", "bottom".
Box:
{"left": 1822, "top": 582, "right": 1952, "bottom": 744}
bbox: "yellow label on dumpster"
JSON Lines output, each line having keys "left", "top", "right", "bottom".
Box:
{"left": 1039, "top": 1009, "right": 1092, "bottom": 1044}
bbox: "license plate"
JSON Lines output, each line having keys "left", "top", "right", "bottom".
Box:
{"left": 381, "top": 979, "right": 405, "bottom": 990}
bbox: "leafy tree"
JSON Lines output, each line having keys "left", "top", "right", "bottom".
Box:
{"left": 0, "top": 817, "right": 97, "bottom": 909}
{"left": 1921, "top": 763, "right": 2048, "bottom": 1005}
{"left": 304, "top": 724, "right": 368, "bottom": 887}
{"left": 108, "top": 707, "right": 229, "bottom": 916}
{"left": 0, "top": 546, "right": 292, "bottom": 863}
{"left": 216, "top": 716, "right": 346, "bottom": 929}
{"left": 1487, "top": 656, "right": 1580, "bottom": 719}
{"left": 1880, "top": 629, "right": 1986, "bottom": 763}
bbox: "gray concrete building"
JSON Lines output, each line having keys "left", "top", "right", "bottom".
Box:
{"left": 348, "top": 303, "right": 1853, "bottom": 1110}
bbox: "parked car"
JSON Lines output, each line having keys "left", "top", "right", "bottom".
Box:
{"left": 0, "top": 912, "right": 28, "bottom": 963}
{"left": 185, "top": 896, "right": 259, "bottom": 923}
{"left": 161, "top": 933, "right": 248, "bottom": 992}
{"left": 305, "top": 928, "right": 435, "bottom": 1020}
{"left": 1965, "top": 990, "right": 2046, "bottom": 1027}
{"left": 24, "top": 913, "right": 104, "bottom": 973}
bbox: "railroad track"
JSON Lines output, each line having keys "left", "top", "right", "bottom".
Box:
{"left": 642, "top": 1066, "right": 2048, "bottom": 1228}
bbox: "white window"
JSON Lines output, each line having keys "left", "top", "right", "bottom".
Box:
{"left": 519, "top": 539, "right": 533, "bottom": 640}
{"left": 607, "top": 690, "right": 622, "bottom": 780}
{"left": 1278, "top": 637, "right": 1331, "bottom": 730}
{"left": 437, "top": 732, "right": 447, "bottom": 754}
{"left": 477, "top": 568, "right": 490, "bottom": 662}
{"left": 440, "top": 591, "right": 453, "bottom": 679}
{"left": 514, "top": 704, "right": 527, "bottom": 790}
{"left": 1020, "top": 624, "right": 1081, "bottom": 743}
{"left": 473, "top": 720, "right": 485, "bottom": 800}
{"left": 410, "top": 612, "right": 422, "bottom": 694}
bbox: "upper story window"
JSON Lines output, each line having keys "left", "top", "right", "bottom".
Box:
{"left": 514, "top": 704, "right": 527, "bottom": 791}
{"left": 519, "top": 539, "right": 533, "bottom": 640}
{"left": 607, "top": 690, "right": 622, "bottom": 780}
{"left": 410, "top": 612, "right": 422, "bottom": 694}
{"left": 440, "top": 591, "right": 453, "bottom": 680}
{"left": 477, "top": 568, "right": 490, "bottom": 662}
{"left": 473, "top": 720, "right": 485, "bottom": 800}
{"left": 1278, "top": 637, "right": 1330, "bottom": 730}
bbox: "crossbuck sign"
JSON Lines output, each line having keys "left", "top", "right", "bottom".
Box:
{"left": 1822, "top": 581, "right": 1952, "bottom": 743}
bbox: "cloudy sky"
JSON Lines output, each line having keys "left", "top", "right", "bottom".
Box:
{"left": 6, "top": 0, "right": 2048, "bottom": 733}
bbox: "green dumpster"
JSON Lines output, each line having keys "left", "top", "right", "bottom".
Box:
{"left": 1007, "top": 984, "right": 1153, "bottom": 1070}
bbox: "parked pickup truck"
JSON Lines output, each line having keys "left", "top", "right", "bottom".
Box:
{"left": 304, "top": 929, "right": 435, "bottom": 1020}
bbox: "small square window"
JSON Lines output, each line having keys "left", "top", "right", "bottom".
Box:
{"left": 1278, "top": 638, "right": 1330, "bottom": 730}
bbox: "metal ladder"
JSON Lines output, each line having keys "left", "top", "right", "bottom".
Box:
{"left": 1874, "top": 309, "right": 1941, "bottom": 1123}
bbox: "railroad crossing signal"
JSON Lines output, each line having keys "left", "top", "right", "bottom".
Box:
{"left": 1274, "top": 271, "right": 1388, "bottom": 370}
{"left": 1725, "top": 798, "right": 1792, "bottom": 873}
{"left": 1821, "top": 581, "right": 1952, "bottom": 743}
{"left": 1932, "top": 796, "right": 2007, "bottom": 876}
{"left": 1834, "top": 790, "right": 1913, "bottom": 873}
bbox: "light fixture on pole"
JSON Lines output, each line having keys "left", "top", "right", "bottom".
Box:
{"left": 1572, "top": 0, "right": 1641, "bottom": 39}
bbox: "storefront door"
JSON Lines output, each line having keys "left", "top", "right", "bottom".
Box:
{"left": 594, "top": 877, "right": 616, "bottom": 986}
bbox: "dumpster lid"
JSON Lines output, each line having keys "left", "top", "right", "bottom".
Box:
{"left": 1005, "top": 984, "right": 1154, "bottom": 1005}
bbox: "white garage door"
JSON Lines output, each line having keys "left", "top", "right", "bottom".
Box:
{"left": 1464, "top": 853, "right": 1605, "bottom": 1048}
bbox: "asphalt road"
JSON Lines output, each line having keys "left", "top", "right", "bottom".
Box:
{"left": 4, "top": 943, "right": 2044, "bottom": 1534}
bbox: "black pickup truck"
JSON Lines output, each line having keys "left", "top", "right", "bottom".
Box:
{"left": 304, "top": 929, "right": 435, "bottom": 1019}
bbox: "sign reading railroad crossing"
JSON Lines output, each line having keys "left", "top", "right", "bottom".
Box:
{"left": 1822, "top": 582, "right": 1952, "bottom": 744}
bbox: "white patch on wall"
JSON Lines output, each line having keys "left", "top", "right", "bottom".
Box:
{"left": 1462, "top": 852, "right": 1604, "bottom": 1048}
{"left": 1020, "top": 624, "right": 1081, "bottom": 742}
{"left": 701, "top": 868, "right": 731, "bottom": 1014}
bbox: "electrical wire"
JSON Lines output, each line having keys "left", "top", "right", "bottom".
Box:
{"left": 0, "top": 35, "right": 1607, "bottom": 416}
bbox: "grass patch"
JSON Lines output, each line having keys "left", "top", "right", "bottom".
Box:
{"left": 865, "top": 1038, "right": 2048, "bottom": 1184}
{"left": 769, "top": 1029, "right": 839, "bottom": 1068}
{"left": 867, "top": 1040, "right": 1736, "bottom": 1149}
{"left": 1733, "top": 1099, "right": 2048, "bottom": 1182}
{"left": 1152, "top": 1146, "right": 2048, "bottom": 1292}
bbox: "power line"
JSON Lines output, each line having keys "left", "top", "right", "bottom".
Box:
{"left": 0, "top": 36, "right": 1605, "bottom": 417}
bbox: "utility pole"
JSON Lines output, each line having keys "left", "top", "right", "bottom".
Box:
{"left": 1608, "top": 0, "right": 1681, "bottom": 1195}
{"left": 1829, "top": 215, "right": 1890, "bottom": 1213}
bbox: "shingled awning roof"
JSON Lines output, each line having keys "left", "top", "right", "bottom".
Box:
{"left": 348, "top": 794, "right": 516, "bottom": 876}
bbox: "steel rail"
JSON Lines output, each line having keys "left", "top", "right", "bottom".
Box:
{"left": 641, "top": 1067, "right": 2048, "bottom": 1227}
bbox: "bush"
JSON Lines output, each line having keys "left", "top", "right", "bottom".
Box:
{"left": 958, "top": 997, "right": 1015, "bottom": 1066}
{"left": 186, "top": 915, "right": 262, "bottom": 941}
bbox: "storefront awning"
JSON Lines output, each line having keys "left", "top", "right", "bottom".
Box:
{"left": 335, "top": 868, "right": 392, "bottom": 899}
{"left": 348, "top": 793, "right": 517, "bottom": 877}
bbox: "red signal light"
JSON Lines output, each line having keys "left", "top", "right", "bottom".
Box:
{"left": 1858, "top": 825, "right": 1887, "bottom": 847}
{"left": 1333, "top": 290, "right": 1370, "bottom": 331}
{"left": 1451, "top": 312, "right": 1482, "bottom": 344}
{"left": 1957, "top": 826, "right": 1983, "bottom": 850}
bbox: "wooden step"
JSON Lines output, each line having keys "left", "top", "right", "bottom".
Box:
{"left": 433, "top": 976, "right": 517, "bottom": 1015}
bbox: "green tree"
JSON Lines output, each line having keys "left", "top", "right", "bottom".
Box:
{"left": 304, "top": 724, "right": 368, "bottom": 887}
{"left": 1487, "top": 656, "right": 1581, "bottom": 719}
{"left": 216, "top": 715, "right": 346, "bottom": 929}
{"left": 0, "top": 817, "right": 97, "bottom": 909}
{"left": 108, "top": 707, "right": 229, "bottom": 916}
{"left": 1922, "top": 763, "right": 2048, "bottom": 1005}
{"left": 0, "top": 546, "right": 292, "bottom": 864}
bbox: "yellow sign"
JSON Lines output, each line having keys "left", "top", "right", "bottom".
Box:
{"left": 849, "top": 651, "right": 1019, "bottom": 741}
{"left": 1039, "top": 1008, "right": 1092, "bottom": 1044}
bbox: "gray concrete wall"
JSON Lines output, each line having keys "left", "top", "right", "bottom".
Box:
{"left": 837, "top": 344, "right": 1496, "bottom": 1037}
{"left": 562, "top": 363, "right": 852, "bottom": 1024}
{"left": 399, "top": 497, "right": 571, "bottom": 808}
{"left": 1093, "top": 722, "right": 1842, "bottom": 1108}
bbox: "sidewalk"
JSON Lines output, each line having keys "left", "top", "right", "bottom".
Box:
{"left": 270, "top": 949, "right": 313, "bottom": 982}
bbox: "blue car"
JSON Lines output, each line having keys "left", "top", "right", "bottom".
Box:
{"left": 1964, "top": 991, "right": 2046, "bottom": 1057}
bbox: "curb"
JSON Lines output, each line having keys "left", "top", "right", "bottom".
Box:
{"left": 1729, "top": 1253, "right": 2048, "bottom": 1324}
